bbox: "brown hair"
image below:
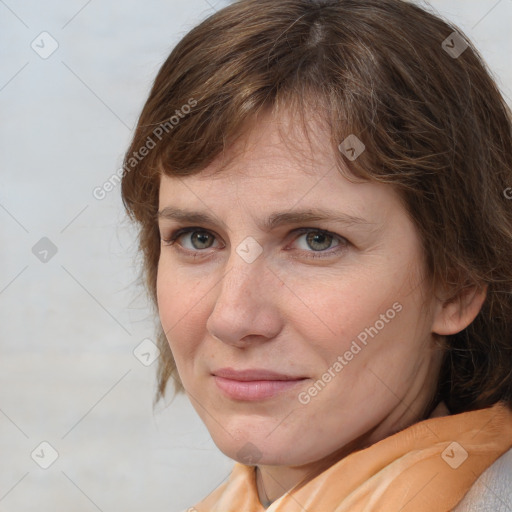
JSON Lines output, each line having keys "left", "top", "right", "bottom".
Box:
{"left": 121, "top": 0, "right": 512, "bottom": 414}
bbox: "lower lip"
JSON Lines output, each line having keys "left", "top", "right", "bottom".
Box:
{"left": 213, "top": 376, "right": 306, "bottom": 401}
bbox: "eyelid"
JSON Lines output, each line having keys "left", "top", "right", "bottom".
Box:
{"left": 160, "top": 226, "right": 349, "bottom": 258}
{"left": 287, "top": 228, "right": 349, "bottom": 258}
{"left": 160, "top": 226, "right": 224, "bottom": 247}
{"left": 291, "top": 227, "right": 345, "bottom": 240}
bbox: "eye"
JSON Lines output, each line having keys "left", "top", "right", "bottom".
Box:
{"left": 290, "top": 229, "right": 348, "bottom": 259}
{"left": 160, "top": 227, "right": 348, "bottom": 260}
{"left": 294, "top": 230, "right": 339, "bottom": 251}
{"left": 161, "top": 228, "right": 220, "bottom": 251}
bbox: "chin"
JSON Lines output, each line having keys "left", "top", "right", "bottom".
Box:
{"left": 209, "top": 425, "right": 326, "bottom": 467}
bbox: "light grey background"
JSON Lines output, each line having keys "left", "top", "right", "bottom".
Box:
{"left": 1, "top": 1, "right": 511, "bottom": 511}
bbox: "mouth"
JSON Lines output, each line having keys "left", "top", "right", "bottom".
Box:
{"left": 212, "top": 367, "right": 308, "bottom": 401}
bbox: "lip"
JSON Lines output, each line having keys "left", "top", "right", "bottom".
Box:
{"left": 212, "top": 367, "right": 308, "bottom": 401}
{"left": 213, "top": 367, "right": 306, "bottom": 381}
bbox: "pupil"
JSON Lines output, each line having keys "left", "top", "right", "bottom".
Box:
{"left": 193, "top": 232, "right": 212, "bottom": 249}
{"left": 307, "top": 232, "right": 331, "bottom": 251}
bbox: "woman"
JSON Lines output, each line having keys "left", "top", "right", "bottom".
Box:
{"left": 121, "top": 0, "right": 512, "bottom": 510}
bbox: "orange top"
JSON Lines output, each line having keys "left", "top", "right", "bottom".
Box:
{"left": 192, "top": 402, "right": 512, "bottom": 511}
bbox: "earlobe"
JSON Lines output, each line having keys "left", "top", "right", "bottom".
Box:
{"left": 432, "top": 283, "right": 488, "bottom": 336}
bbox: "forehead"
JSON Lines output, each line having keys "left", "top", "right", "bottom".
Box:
{"left": 157, "top": 108, "right": 404, "bottom": 224}
{"left": 196, "top": 107, "right": 336, "bottom": 181}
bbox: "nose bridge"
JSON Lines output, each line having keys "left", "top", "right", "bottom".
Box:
{"left": 216, "top": 247, "right": 266, "bottom": 310}
{"left": 218, "top": 232, "right": 268, "bottom": 296}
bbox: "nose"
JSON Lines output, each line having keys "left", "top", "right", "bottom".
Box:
{"left": 206, "top": 249, "right": 283, "bottom": 348}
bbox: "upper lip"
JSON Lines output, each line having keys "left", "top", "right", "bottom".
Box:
{"left": 213, "top": 367, "right": 306, "bottom": 381}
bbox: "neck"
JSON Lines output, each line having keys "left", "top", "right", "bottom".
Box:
{"left": 254, "top": 400, "right": 449, "bottom": 506}
{"left": 254, "top": 429, "right": 375, "bottom": 505}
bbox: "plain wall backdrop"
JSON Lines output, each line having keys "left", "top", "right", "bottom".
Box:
{"left": 1, "top": 1, "right": 511, "bottom": 511}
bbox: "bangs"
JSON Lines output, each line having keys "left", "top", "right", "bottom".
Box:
{"left": 121, "top": 0, "right": 512, "bottom": 410}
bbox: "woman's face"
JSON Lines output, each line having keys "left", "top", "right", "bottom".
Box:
{"left": 156, "top": 110, "right": 444, "bottom": 466}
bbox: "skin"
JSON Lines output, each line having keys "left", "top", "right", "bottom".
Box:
{"left": 156, "top": 108, "right": 486, "bottom": 505}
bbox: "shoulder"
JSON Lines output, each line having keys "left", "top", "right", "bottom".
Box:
{"left": 454, "top": 447, "right": 512, "bottom": 511}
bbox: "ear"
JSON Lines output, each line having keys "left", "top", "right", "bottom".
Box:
{"left": 432, "top": 283, "right": 488, "bottom": 336}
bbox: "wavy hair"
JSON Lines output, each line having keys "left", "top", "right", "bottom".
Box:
{"left": 121, "top": 0, "right": 512, "bottom": 413}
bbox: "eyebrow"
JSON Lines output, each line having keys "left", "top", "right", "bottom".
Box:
{"left": 157, "top": 206, "right": 377, "bottom": 232}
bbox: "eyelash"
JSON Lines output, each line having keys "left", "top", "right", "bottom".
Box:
{"left": 160, "top": 227, "right": 349, "bottom": 260}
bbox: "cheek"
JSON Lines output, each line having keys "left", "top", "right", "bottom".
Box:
{"left": 156, "top": 262, "right": 207, "bottom": 361}
{"left": 157, "top": 258, "right": 203, "bottom": 321}
{"left": 283, "top": 273, "right": 400, "bottom": 352}
{"left": 156, "top": 262, "right": 176, "bottom": 331}
{"left": 287, "top": 267, "right": 430, "bottom": 380}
